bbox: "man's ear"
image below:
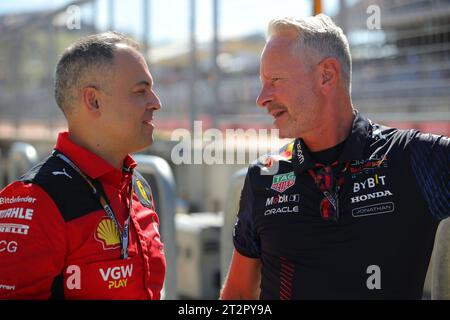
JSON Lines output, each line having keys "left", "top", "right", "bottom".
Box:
{"left": 81, "top": 86, "right": 101, "bottom": 117}
{"left": 318, "top": 57, "right": 340, "bottom": 91}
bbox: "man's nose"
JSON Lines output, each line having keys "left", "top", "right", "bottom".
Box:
{"left": 256, "top": 84, "right": 273, "bottom": 108}
{"left": 147, "top": 91, "right": 162, "bottom": 111}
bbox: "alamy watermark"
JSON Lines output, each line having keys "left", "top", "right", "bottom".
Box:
{"left": 170, "top": 121, "right": 284, "bottom": 174}
{"left": 66, "top": 5, "right": 81, "bottom": 30}
{"left": 366, "top": 5, "right": 381, "bottom": 30}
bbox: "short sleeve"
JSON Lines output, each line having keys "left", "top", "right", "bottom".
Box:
{"left": 408, "top": 132, "right": 450, "bottom": 220}
{"left": 232, "top": 171, "right": 261, "bottom": 258}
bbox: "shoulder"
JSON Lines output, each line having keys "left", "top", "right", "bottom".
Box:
{"left": 367, "top": 121, "right": 449, "bottom": 155}
{"left": 0, "top": 156, "right": 63, "bottom": 210}
{"left": 18, "top": 154, "right": 102, "bottom": 222}
{"left": 407, "top": 131, "right": 450, "bottom": 149}
{"left": 248, "top": 140, "right": 295, "bottom": 176}
{"left": 369, "top": 122, "right": 416, "bottom": 145}
{"left": 1, "top": 179, "right": 54, "bottom": 208}
{"left": 132, "top": 170, "right": 155, "bottom": 210}
{"left": 0, "top": 172, "right": 66, "bottom": 241}
{"left": 360, "top": 121, "right": 422, "bottom": 160}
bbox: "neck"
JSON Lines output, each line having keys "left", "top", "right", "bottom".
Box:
{"left": 302, "top": 103, "right": 355, "bottom": 152}
{"left": 68, "top": 126, "right": 126, "bottom": 170}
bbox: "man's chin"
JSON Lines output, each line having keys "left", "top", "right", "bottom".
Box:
{"left": 132, "top": 138, "right": 153, "bottom": 154}
{"left": 277, "top": 129, "right": 295, "bottom": 139}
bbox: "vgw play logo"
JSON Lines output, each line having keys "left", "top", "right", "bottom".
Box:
{"left": 99, "top": 264, "right": 134, "bottom": 289}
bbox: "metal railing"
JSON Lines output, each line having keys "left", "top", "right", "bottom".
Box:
{"left": 5, "top": 142, "right": 39, "bottom": 182}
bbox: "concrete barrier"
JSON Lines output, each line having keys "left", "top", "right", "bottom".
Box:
{"left": 220, "top": 167, "right": 247, "bottom": 284}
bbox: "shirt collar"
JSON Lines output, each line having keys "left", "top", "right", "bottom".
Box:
{"left": 54, "top": 132, "right": 137, "bottom": 185}
{"left": 292, "top": 111, "right": 372, "bottom": 174}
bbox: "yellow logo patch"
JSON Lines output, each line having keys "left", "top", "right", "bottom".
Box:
{"left": 280, "top": 142, "right": 294, "bottom": 160}
{"left": 94, "top": 217, "right": 120, "bottom": 250}
{"left": 136, "top": 180, "right": 150, "bottom": 203}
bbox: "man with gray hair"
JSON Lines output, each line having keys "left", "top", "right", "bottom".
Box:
{"left": 221, "top": 14, "right": 449, "bottom": 299}
{"left": 0, "top": 31, "right": 165, "bottom": 299}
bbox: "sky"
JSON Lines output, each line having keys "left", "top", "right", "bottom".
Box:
{"left": 0, "top": 0, "right": 340, "bottom": 44}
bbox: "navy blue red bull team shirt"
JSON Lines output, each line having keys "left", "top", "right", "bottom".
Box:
{"left": 233, "top": 112, "right": 449, "bottom": 299}
{"left": 0, "top": 132, "right": 166, "bottom": 299}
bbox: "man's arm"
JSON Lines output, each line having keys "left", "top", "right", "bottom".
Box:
{"left": 220, "top": 249, "right": 261, "bottom": 300}
{"left": 408, "top": 132, "right": 450, "bottom": 220}
{"left": 0, "top": 181, "right": 66, "bottom": 299}
{"left": 221, "top": 169, "right": 261, "bottom": 299}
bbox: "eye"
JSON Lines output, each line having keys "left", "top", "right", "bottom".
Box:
{"left": 271, "top": 77, "right": 281, "bottom": 85}
{"left": 135, "top": 89, "right": 148, "bottom": 95}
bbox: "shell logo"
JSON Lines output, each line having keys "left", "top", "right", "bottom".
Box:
{"left": 94, "top": 217, "right": 120, "bottom": 250}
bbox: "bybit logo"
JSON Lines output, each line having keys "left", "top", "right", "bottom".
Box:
{"left": 353, "top": 174, "right": 386, "bottom": 193}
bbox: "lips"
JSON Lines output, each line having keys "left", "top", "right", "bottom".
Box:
{"left": 269, "top": 108, "right": 287, "bottom": 119}
{"left": 271, "top": 109, "right": 286, "bottom": 119}
{"left": 143, "top": 117, "right": 155, "bottom": 127}
{"left": 143, "top": 115, "right": 154, "bottom": 125}
{"left": 267, "top": 103, "right": 287, "bottom": 120}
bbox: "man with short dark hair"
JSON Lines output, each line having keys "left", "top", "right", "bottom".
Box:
{"left": 220, "top": 14, "right": 449, "bottom": 300}
{"left": 0, "top": 31, "right": 165, "bottom": 299}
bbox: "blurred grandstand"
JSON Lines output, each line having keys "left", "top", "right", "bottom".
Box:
{"left": 343, "top": 0, "right": 450, "bottom": 134}
{"left": 0, "top": 0, "right": 449, "bottom": 139}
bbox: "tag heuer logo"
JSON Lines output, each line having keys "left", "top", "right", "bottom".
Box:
{"left": 271, "top": 172, "right": 296, "bottom": 193}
